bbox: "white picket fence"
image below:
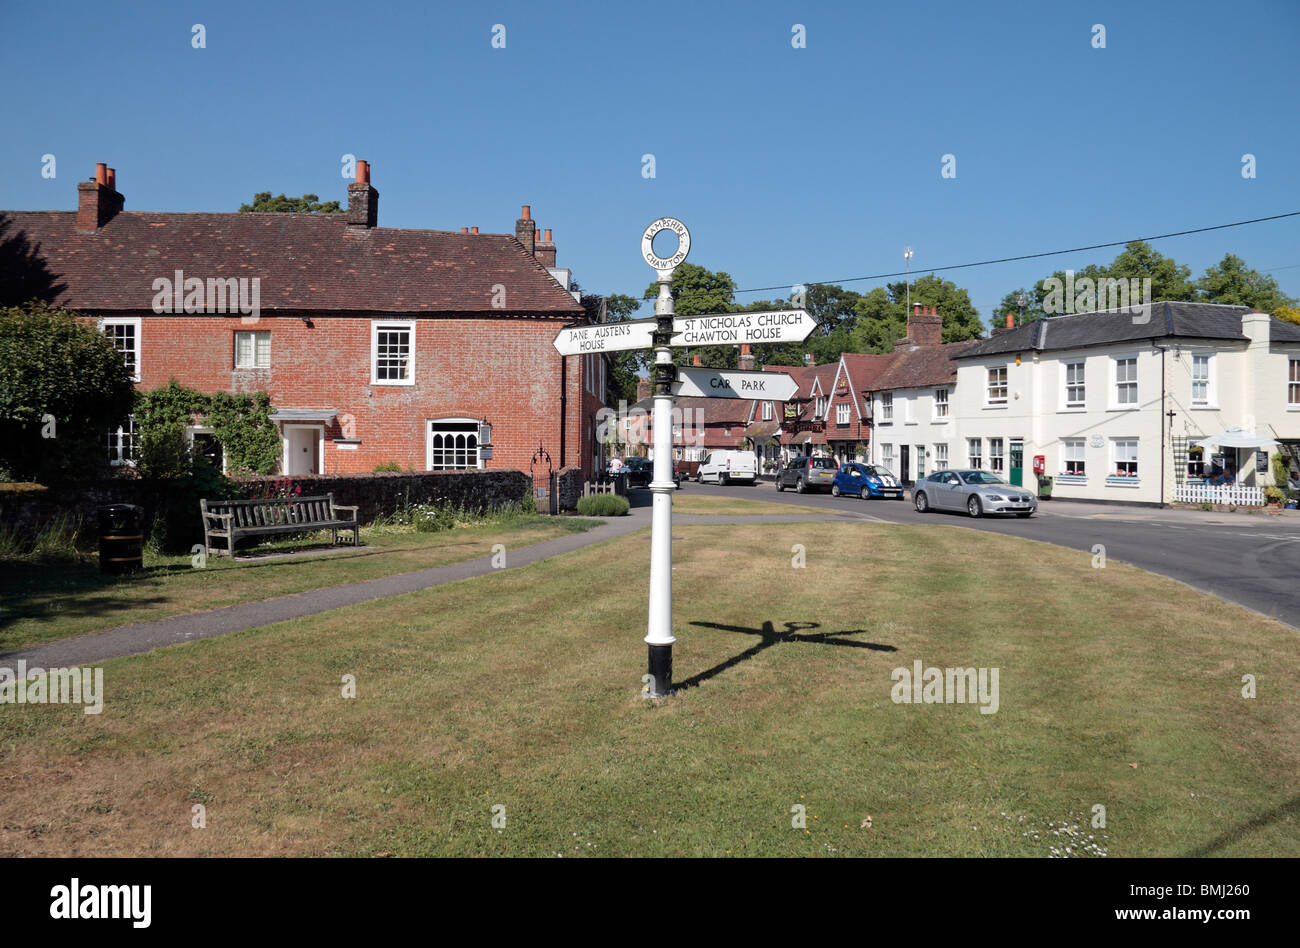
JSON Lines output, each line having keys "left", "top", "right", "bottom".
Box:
{"left": 1174, "top": 484, "right": 1265, "bottom": 506}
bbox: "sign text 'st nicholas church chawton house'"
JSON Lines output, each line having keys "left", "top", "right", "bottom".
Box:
{"left": 4, "top": 161, "right": 607, "bottom": 479}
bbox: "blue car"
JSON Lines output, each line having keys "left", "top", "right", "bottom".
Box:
{"left": 830, "top": 462, "right": 905, "bottom": 500}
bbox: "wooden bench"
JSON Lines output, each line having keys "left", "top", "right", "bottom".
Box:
{"left": 200, "top": 494, "right": 360, "bottom": 559}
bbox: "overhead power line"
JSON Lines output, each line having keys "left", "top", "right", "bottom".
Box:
{"left": 733, "top": 210, "right": 1300, "bottom": 295}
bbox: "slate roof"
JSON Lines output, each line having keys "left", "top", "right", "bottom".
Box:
{"left": 956, "top": 302, "right": 1300, "bottom": 358}
{"left": 0, "top": 210, "right": 584, "bottom": 316}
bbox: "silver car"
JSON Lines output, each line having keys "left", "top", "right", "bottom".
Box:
{"left": 912, "top": 469, "right": 1037, "bottom": 518}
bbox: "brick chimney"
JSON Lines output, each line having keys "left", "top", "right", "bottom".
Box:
{"left": 515, "top": 204, "right": 536, "bottom": 254}
{"left": 636, "top": 375, "right": 651, "bottom": 402}
{"left": 693, "top": 354, "right": 702, "bottom": 366}
{"left": 347, "top": 159, "right": 378, "bottom": 230}
{"left": 738, "top": 343, "right": 754, "bottom": 371}
{"left": 535, "top": 228, "right": 557, "bottom": 268}
{"left": 76, "top": 161, "right": 124, "bottom": 232}
{"left": 897, "top": 302, "right": 942, "bottom": 349}
{"left": 804, "top": 353, "right": 814, "bottom": 366}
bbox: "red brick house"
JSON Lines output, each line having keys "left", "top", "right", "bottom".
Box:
{"left": 5, "top": 161, "right": 606, "bottom": 481}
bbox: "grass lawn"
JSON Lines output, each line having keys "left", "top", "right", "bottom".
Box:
{"left": 671, "top": 492, "right": 829, "bottom": 517}
{"left": 0, "top": 517, "right": 596, "bottom": 652}
{"left": 1, "top": 520, "right": 1295, "bottom": 857}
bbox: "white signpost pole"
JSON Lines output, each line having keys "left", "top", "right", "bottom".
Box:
{"left": 641, "top": 217, "right": 690, "bottom": 698}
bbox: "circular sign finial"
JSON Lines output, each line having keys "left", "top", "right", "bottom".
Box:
{"left": 641, "top": 217, "right": 690, "bottom": 270}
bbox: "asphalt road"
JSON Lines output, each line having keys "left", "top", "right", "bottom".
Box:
{"left": 665, "top": 478, "right": 1300, "bottom": 629}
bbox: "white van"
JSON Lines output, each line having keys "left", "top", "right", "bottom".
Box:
{"left": 697, "top": 450, "right": 758, "bottom": 485}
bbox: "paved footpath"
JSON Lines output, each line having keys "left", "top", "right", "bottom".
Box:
{"left": 0, "top": 505, "right": 853, "bottom": 672}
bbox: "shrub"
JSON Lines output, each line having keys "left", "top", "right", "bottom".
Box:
{"left": 373, "top": 460, "right": 402, "bottom": 472}
{"left": 0, "top": 301, "right": 136, "bottom": 483}
{"left": 576, "top": 494, "right": 630, "bottom": 517}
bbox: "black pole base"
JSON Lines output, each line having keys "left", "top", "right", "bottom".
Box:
{"left": 645, "top": 643, "right": 674, "bottom": 698}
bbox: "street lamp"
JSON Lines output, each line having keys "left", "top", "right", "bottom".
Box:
{"left": 904, "top": 247, "right": 914, "bottom": 315}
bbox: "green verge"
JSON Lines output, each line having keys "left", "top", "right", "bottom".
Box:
{"left": 0, "top": 521, "right": 1295, "bottom": 857}
{"left": 0, "top": 517, "right": 596, "bottom": 651}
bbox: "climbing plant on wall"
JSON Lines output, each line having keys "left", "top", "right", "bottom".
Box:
{"left": 135, "top": 381, "right": 279, "bottom": 477}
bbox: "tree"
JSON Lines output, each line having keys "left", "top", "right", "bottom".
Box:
{"left": 1197, "top": 254, "right": 1296, "bottom": 312}
{"left": 993, "top": 288, "right": 1047, "bottom": 329}
{"left": 0, "top": 302, "right": 136, "bottom": 483}
{"left": 1035, "top": 240, "right": 1196, "bottom": 315}
{"left": 238, "top": 192, "right": 343, "bottom": 213}
{"left": 1275, "top": 304, "right": 1300, "bottom": 327}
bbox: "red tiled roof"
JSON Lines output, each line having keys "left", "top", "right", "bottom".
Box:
{"left": 1, "top": 210, "right": 584, "bottom": 315}
{"left": 870, "top": 341, "right": 976, "bottom": 391}
{"left": 839, "top": 352, "right": 895, "bottom": 391}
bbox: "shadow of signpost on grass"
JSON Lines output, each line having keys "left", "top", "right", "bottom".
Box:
{"left": 675, "top": 619, "right": 898, "bottom": 691}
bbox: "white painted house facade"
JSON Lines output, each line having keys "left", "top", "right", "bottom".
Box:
{"left": 950, "top": 303, "right": 1300, "bottom": 504}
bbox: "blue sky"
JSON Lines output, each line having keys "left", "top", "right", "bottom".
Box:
{"left": 2, "top": 0, "right": 1297, "bottom": 323}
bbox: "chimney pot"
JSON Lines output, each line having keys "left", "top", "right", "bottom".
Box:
{"left": 356, "top": 159, "right": 370, "bottom": 184}
{"left": 913, "top": 302, "right": 922, "bottom": 316}
{"left": 693, "top": 355, "right": 702, "bottom": 366}
{"left": 1006, "top": 313, "right": 1015, "bottom": 329}
{"left": 521, "top": 205, "right": 531, "bottom": 220}
{"left": 460, "top": 227, "right": 468, "bottom": 234}
{"left": 543, "top": 228, "right": 552, "bottom": 242}
{"left": 106, "top": 168, "right": 116, "bottom": 190}
{"left": 95, "top": 163, "right": 107, "bottom": 186}
{"left": 471, "top": 226, "right": 479, "bottom": 235}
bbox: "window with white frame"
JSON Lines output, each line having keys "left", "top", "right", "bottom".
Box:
{"left": 815, "top": 396, "right": 827, "bottom": 418}
{"left": 934, "top": 388, "right": 949, "bottom": 419}
{"left": 1191, "top": 354, "right": 1211, "bottom": 406}
{"left": 234, "top": 330, "right": 270, "bottom": 369}
{"left": 1062, "top": 438, "right": 1085, "bottom": 476}
{"left": 1112, "top": 438, "right": 1138, "bottom": 478}
{"left": 428, "top": 421, "right": 479, "bottom": 470}
{"left": 101, "top": 317, "right": 141, "bottom": 382}
{"left": 372, "top": 321, "right": 414, "bottom": 384}
{"left": 933, "top": 443, "right": 948, "bottom": 469}
{"left": 880, "top": 393, "right": 893, "bottom": 423}
{"left": 882, "top": 443, "right": 894, "bottom": 471}
{"left": 1114, "top": 356, "right": 1137, "bottom": 406}
{"left": 987, "top": 367, "right": 1008, "bottom": 405}
{"left": 836, "top": 402, "right": 850, "bottom": 425}
{"left": 762, "top": 401, "right": 773, "bottom": 421}
{"left": 107, "top": 415, "right": 136, "bottom": 466}
{"left": 1064, "top": 360, "right": 1085, "bottom": 408}
{"left": 1291, "top": 358, "right": 1300, "bottom": 406}
{"left": 989, "top": 438, "right": 1004, "bottom": 472}
{"left": 967, "top": 438, "right": 982, "bottom": 468}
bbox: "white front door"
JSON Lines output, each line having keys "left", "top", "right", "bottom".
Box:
{"left": 284, "top": 425, "right": 322, "bottom": 475}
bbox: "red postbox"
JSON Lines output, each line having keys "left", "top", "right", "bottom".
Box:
{"left": 1033, "top": 455, "right": 1045, "bottom": 475}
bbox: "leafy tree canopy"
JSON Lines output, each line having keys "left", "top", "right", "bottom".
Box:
{"left": 238, "top": 192, "right": 343, "bottom": 213}
{"left": 0, "top": 301, "right": 136, "bottom": 483}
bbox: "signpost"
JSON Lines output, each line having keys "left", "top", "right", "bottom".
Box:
{"left": 551, "top": 216, "right": 819, "bottom": 699}
{"left": 672, "top": 367, "right": 799, "bottom": 401}
{"left": 672, "top": 309, "right": 817, "bottom": 347}
{"left": 553, "top": 319, "right": 657, "bottom": 356}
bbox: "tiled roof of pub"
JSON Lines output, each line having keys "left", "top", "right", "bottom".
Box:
{"left": 956, "top": 302, "right": 1300, "bottom": 357}
{"left": 839, "top": 353, "right": 895, "bottom": 392}
{"left": 0, "top": 210, "right": 584, "bottom": 315}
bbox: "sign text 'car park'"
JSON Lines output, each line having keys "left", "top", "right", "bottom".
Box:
{"left": 672, "top": 367, "right": 799, "bottom": 401}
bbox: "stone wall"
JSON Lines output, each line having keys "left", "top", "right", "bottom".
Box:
{"left": 556, "top": 467, "right": 584, "bottom": 512}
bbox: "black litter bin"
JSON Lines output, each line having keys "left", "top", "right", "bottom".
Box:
{"left": 98, "top": 504, "right": 144, "bottom": 574}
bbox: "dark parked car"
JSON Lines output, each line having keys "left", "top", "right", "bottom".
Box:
{"left": 912, "top": 469, "right": 1037, "bottom": 518}
{"left": 775, "top": 455, "right": 838, "bottom": 493}
{"left": 607, "top": 457, "right": 680, "bottom": 489}
{"left": 830, "top": 462, "right": 904, "bottom": 500}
